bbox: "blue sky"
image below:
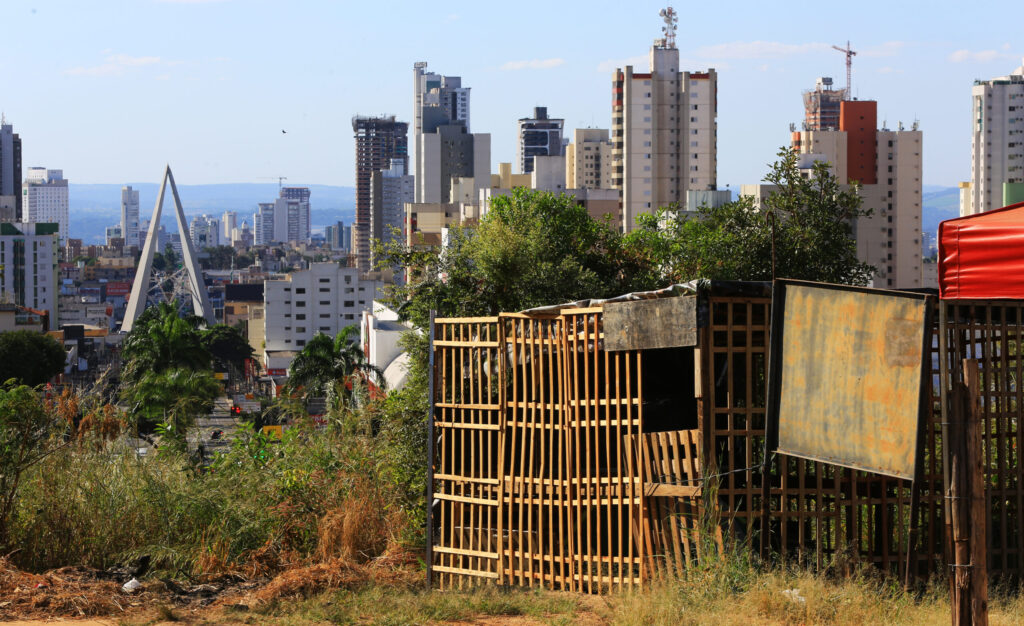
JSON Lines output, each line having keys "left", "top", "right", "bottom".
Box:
{"left": 1, "top": 0, "right": 1021, "bottom": 189}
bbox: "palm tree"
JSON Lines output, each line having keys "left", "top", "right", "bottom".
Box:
{"left": 125, "top": 367, "right": 222, "bottom": 449}
{"left": 121, "top": 301, "right": 212, "bottom": 388}
{"left": 285, "top": 326, "right": 383, "bottom": 407}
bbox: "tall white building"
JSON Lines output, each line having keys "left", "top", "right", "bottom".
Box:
{"left": 189, "top": 214, "right": 220, "bottom": 248}
{"left": 0, "top": 222, "right": 59, "bottom": 322}
{"left": 252, "top": 187, "right": 311, "bottom": 245}
{"left": 566, "top": 128, "right": 614, "bottom": 190}
{"left": 221, "top": 211, "right": 238, "bottom": 243}
{"left": 961, "top": 60, "right": 1024, "bottom": 215}
{"left": 120, "top": 185, "right": 140, "bottom": 250}
{"left": 22, "top": 168, "right": 68, "bottom": 242}
{"left": 612, "top": 37, "right": 718, "bottom": 231}
{"left": 413, "top": 62, "right": 470, "bottom": 194}
{"left": 785, "top": 99, "right": 923, "bottom": 288}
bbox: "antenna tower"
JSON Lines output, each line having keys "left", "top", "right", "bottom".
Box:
{"left": 832, "top": 41, "right": 857, "bottom": 96}
{"left": 659, "top": 7, "right": 678, "bottom": 49}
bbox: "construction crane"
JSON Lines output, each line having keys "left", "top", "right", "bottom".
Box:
{"left": 259, "top": 176, "right": 288, "bottom": 190}
{"left": 832, "top": 41, "right": 857, "bottom": 97}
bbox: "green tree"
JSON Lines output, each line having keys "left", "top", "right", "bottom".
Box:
{"left": 0, "top": 384, "right": 63, "bottom": 547}
{"left": 123, "top": 368, "right": 221, "bottom": 451}
{"left": 121, "top": 301, "right": 211, "bottom": 388}
{"left": 120, "top": 302, "right": 215, "bottom": 434}
{"left": 0, "top": 331, "right": 65, "bottom": 387}
{"left": 285, "top": 326, "right": 383, "bottom": 407}
{"left": 627, "top": 148, "right": 875, "bottom": 285}
{"left": 201, "top": 324, "right": 256, "bottom": 374}
{"left": 375, "top": 188, "right": 660, "bottom": 329}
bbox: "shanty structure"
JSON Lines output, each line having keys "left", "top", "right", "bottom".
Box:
{"left": 427, "top": 282, "right": 962, "bottom": 592}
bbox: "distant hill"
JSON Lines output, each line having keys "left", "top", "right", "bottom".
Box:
{"left": 69, "top": 183, "right": 355, "bottom": 244}
{"left": 921, "top": 186, "right": 959, "bottom": 236}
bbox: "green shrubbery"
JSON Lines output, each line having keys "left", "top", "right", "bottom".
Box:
{"left": 8, "top": 397, "right": 423, "bottom": 577}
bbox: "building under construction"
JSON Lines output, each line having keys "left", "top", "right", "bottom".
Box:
{"left": 352, "top": 115, "right": 408, "bottom": 270}
{"left": 802, "top": 76, "right": 846, "bottom": 131}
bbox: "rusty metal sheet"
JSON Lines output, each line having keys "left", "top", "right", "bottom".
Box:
{"left": 768, "top": 281, "right": 932, "bottom": 480}
{"left": 603, "top": 296, "right": 697, "bottom": 351}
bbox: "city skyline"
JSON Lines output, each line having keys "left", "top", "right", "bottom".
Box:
{"left": 1, "top": 0, "right": 1020, "bottom": 189}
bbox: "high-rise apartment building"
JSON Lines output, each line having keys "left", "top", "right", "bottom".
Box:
{"left": 0, "top": 222, "right": 59, "bottom": 322}
{"left": 324, "top": 221, "right": 351, "bottom": 252}
{"left": 415, "top": 124, "right": 490, "bottom": 204}
{"left": 279, "top": 187, "right": 311, "bottom": 243}
{"left": 252, "top": 187, "right": 311, "bottom": 245}
{"left": 612, "top": 36, "right": 717, "bottom": 231}
{"left": 517, "top": 107, "right": 564, "bottom": 174}
{"left": 960, "top": 60, "right": 1024, "bottom": 216}
{"left": 802, "top": 77, "right": 847, "bottom": 131}
{"left": 789, "top": 99, "right": 923, "bottom": 288}
{"left": 0, "top": 117, "right": 22, "bottom": 221}
{"left": 566, "top": 128, "right": 614, "bottom": 190}
{"left": 254, "top": 203, "right": 274, "bottom": 246}
{"left": 222, "top": 210, "right": 238, "bottom": 243}
{"left": 413, "top": 62, "right": 470, "bottom": 149}
{"left": 120, "top": 185, "right": 140, "bottom": 250}
{"left": 353, "top": 116, "right": 409, "bottom": 270}
{"left": 370, "top": 158, "right": 414, "bottom": 264}
{"left": 22, "top": 168, "right": 68, "bottom": 242}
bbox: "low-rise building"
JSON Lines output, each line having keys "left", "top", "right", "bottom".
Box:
{"left": 259, "top": 263, "right": 387, "bottom": 369}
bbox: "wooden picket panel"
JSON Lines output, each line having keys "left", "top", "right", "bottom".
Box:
{"left": 430, "top": 317, "right": 504, "bottom": 589}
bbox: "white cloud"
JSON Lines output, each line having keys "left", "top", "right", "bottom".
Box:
{"left": 501, "top": 58, "right": 565, "bottom": 71}
{"left": 596, "top": 55, "right": 647, "bottom": 73}
{"left": 695, "top": 41, "right": 830, "bottom": 59}
{"left": 949, "top": 49, "right": 1005, "bottom": 63}
{"left": 65, "top": 53, "right": 163, "bottom": 77}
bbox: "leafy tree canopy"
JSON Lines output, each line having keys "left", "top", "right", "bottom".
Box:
{"left": 0, "top": 331, "right": 65, "bottom": 387}
{"left": 120, "top": 301, "right": 212, "bottom": 389}
{"left": 201, "top": 324, "right": 255, "bottom": 373}
{"left": 375, "top": 188, "right": 661, "bottom": 328}
{"left": 626, "top": 148, "right": 875, "bottom": 285}
{"left": 285, "top": 326, "right": 383, "bottom": 408}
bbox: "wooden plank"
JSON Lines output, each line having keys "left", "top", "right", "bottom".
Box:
{"left": 432, "top": 565, "right": 500, "bottom": 579}
{"left": 603, "top": 296, "right": 697, "bottom": 351}
{"left": 644, "top": 483, "right": 703, "bottom": 497}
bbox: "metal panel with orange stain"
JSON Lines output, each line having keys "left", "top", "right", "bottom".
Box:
{"left": 766, "top": 280, "right": 934, "bottom": 481}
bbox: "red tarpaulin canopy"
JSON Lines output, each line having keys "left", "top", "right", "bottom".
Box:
{"left": 939, "top": 201, "right": 1024, "bottom": 299}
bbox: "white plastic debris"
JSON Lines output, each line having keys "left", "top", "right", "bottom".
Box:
{"left": 122, "top": 577, "right": 142, "bottom": 593}
{"left": 782, "top": 588, "right": 806, "bottom": 605}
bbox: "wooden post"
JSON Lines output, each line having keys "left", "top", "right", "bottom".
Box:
{"left": 950, "top": 359, "right": 988, "bottom": 625}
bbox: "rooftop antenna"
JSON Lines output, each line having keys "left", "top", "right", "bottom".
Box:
{"left": 832, "top": 41, "right": 857, "bottom": 97}
{"left": 659, "top": 7, "right": 678, "bottom": 49}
